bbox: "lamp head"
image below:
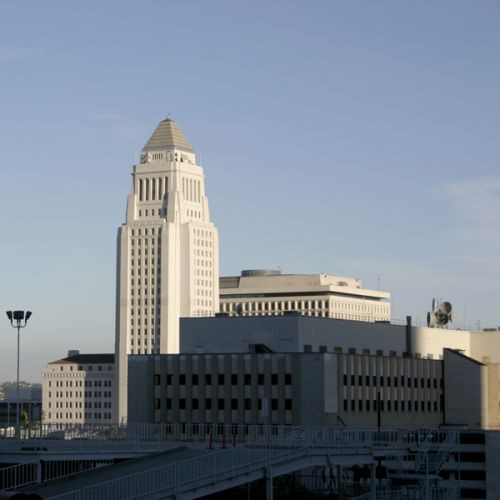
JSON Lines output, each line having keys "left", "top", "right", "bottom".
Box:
{"left": 6, "top": 311, "right": 13, "bottom": 321}
{"left": 25, "top": 311, "right": 32, "bottom": 322}
{"left": 13, "top": 311, "right": 25, "bottom": 321}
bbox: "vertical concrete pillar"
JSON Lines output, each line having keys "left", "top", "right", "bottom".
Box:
{"left": 370, "top": 463, "right": 376, "bottom": 500}
{"left": 36, "top": 460, "right": 42, "bottom": 484}
{"left": 265, "top": 466, "right": 273, "bottom": 500}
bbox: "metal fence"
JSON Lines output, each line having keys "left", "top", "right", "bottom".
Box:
{"left": 0, "top": 462, "right": 38, "bottom": 491}
{"left": 0, "top": 422, "right": 459, "bottom": 450}
{"left": 46, "top": 445, "right": 309, "bottom": 500}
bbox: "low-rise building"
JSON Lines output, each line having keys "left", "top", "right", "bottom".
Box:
{"left": 219, "top": 270, "right": 390, "bottom": 322}
{"left": 128, "top": 351, "right": 444, "bottom": 428}
{"left": 180, "top": 314, "right": 471, "bottom": 360}
{"left": 0, "top": 386, "right": 42, "bottom": 427}
{"left": 42, "top": 351, "right": 115, "bottom": 424}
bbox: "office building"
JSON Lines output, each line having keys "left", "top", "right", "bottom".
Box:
{"left": 115, "top": 118, "right": 219, "bottom": 422}
{"left": 42, "top": 352, "right": 115, "bottom": 424}
{"left": 219, "top": 270, "right": 390, "bottom": 322}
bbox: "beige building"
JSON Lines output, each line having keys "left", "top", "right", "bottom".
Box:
{"left": 115, "top": 118, "right": 219, "bottom": 423}
{"left": 42, "top": 352, "right": 115, "bottom": 425}
{"left": 219, "top": 270, "right": 390, "bottom": 322}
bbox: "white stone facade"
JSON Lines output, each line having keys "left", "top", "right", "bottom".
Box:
{"left": 115, "top": 118, "right": 219, "bottom": 422}
{"left": 42, "top": 353, "right": 115, "bottom": 425}
{"left": 219, "top": 270, "right": 390, "bottom": 322}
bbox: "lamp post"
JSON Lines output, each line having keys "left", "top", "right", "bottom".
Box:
{"left": 6, "top": 310, "right": 32, "bottom": 435}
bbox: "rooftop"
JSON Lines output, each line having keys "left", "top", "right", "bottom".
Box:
{"left": 48, "top": 353, "right": 115, "bottom": 365}
{"left": 142, "top": 118, "right": 193, "bottom": 153}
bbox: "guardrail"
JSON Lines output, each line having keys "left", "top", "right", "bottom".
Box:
{"left": 0, "top": 462, "right": 38, "bottom": 491}
{"left": 0, "top": 422, "right": 459, "bottom": 450}
{"left": 0, "top": 459, "right": 114, "bottom": 492}
{"left": 45, "top": 445, "right": 310, "bottom": 500}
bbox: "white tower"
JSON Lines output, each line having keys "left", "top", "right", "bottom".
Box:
{"left": 115, "top": 118, "right": 219, "bottom": 422}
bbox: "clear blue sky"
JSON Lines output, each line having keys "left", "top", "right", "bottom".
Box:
{"left": 1, "top": 1, "right": 499, "bottom": 381}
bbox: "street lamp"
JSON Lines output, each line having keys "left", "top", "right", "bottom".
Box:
{"left": 6, "top": 310, "right": 32, "bottom": 435}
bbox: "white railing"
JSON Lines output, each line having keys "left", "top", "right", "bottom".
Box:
{"left": 0, "top": 459, "right": 114, "bottom": 492}
{"left": 0, "top": 462, "right": 38, "bottom": 491}
{"left": 0, "top": 423, "right": 459, "bottom": 457}
{"left": 46, "top": 445, "right": 309, "bottom": 500}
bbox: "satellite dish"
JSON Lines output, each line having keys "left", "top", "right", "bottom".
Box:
{"left": 427, "top": 299, "right": 453, "bottom": 328}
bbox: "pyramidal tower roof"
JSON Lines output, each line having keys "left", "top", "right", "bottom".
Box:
{"left": 142, "top": 118, "right": 194, "bottom": 153}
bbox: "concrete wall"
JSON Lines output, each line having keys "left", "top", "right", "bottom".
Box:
{"left": 181, "top": 315, "right": 471, "bottom": 360}
{"left": 470, "top": 330, "right": 500, "bottom": 363}
{"left": 128, "top": 356, "right": 154, "bottom": 423}
{"left": 443, "top": 349, "right": 487, "bottom": 429}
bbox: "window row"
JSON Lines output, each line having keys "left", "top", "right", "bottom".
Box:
{"left": 342, "top": 374, "right": 442, "bottom": 389}
{"left": 155, "top": 373, "right": 292, "bottom": 386}
{"left": 155, "top": 397, "right": 292, "bottom": 411}
{"left": 343, "top": 398, "right": 441, "bottom": 413}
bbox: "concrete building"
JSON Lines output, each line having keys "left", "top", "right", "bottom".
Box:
{"left": 128, "top": 351, "right": 444, "bottom": 428}
{"left": 0, "top": 386, "right": 42, "bottom": 427}
{"left": 42, "top": 352, "right": 115, "bottom": 424}
{"left": 128, "top": 347, "right": 500, "bottom": 433}
{"left": 115, "top": 118, "right": 219, "bottom": 422}
{"left": 180, "top": 314, "right": 471, "bottom": 360}
{"left": 220, "top": 270, "right": 390, "bottom": 322}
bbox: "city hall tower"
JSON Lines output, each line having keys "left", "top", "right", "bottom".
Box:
{"left": 115, "top": 118, "right": 219, "bottom": 421}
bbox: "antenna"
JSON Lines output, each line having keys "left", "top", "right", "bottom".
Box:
{"left": 427, "top": 299, "right": 453, "bottom": 328}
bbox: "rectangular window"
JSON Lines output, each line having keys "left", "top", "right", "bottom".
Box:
{"left": 285, "top": 374, "right": 292, "bottom": 385}
{"left": 218, "top": 399, "right": 224, "bottom": 410}
{"left": 218, "top": 374, "right": 225, "bottom": 385}
{"left": 205, "top": 374, "right": 212, "bottom": 385}
{"left": 231, "top": 399, "right": 238, "bottom": 410}
{"left": 285, "top": 399, "right": 292, "bottom": 411}
{"left": 245, "top": 399, "right": 251, "bottom": 410}
{"left": 192, "top": 399, "right": 199, "bottom": 410}
{"left": 205, "top": 398, "right": 212, "bottom": 410}
{"left": 303, "top": 345, "right": 312, "bottom": 353}
{"left": 258, "top": 374, "right": 264, "bottom": 385}
{"left": 154, "top": 375, "right": 160, "bottom": 385}
{"left": 179, "top": 374, "right": 186, "bottom": 385}
{"left": 179, "top": 399, "right": 186, "bottom": 410}
{"left": 231, "top": 374, "right": 238, "bottom": 385}
{"left": 192, "top": 374, "right": 199, "bottom": 385}
{"left": 271, "top": 374, "right": 278, "bottom": 385}
{"left": 271, "top": 399, "right": 278, "bottom": 411}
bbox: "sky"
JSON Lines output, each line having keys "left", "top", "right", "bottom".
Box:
{"left": 1, "top": 1, "right": 499, "bottom": 382}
